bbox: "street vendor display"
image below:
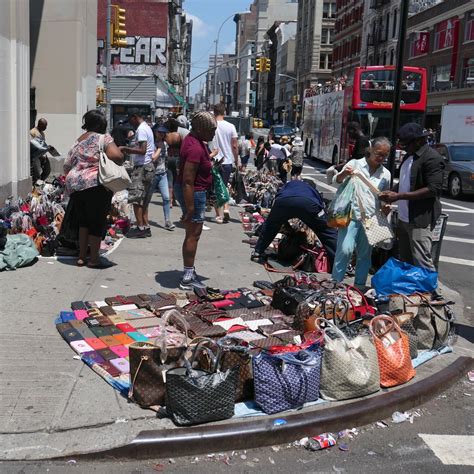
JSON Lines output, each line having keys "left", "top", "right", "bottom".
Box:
{"left": 55, "top": 267, "right": 456, "bottom": 426}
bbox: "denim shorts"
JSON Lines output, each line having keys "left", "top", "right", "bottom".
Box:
{"left": 174, "top": 184, "right": 207, "bottom": 224}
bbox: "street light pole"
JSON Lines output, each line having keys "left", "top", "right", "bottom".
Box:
{"left": 105, "top": 0, "right": 112, "bottom": 127}
{"left": 388, "top": 0, "right": 410, "bottom": 185}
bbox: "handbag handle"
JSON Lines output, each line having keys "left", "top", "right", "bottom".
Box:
{"left": 271, "top": 349, "right": 320, "bottom": 368}
{"left": 369, "top": 314, "right": 402, "bottom": 339}
{"left": 186, "top": 337, "right": 220, "bottom": 373}
{"left": 315, "top": 317, "right": 354, "bottom": 349}
{"left": 415, "top": 292, "right": 453, "bottom": 323}
{"left": 346, "top": 285, "right": 370, "bottom": 311}
{"left": 99, "top": 133, "right": 105, "bottom": 154}
{"left": 217, "top": 335, "right": 250, "bottom": 354}
{"left": 154, "top": 309, "right": 190, "bottom": 362}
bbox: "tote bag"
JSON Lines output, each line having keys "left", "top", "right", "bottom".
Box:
{"left": 98, "top": 134, "right": 131, "bottom": 193}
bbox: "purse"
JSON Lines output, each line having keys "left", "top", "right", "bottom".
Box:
{"left": 271, "top": 287, "right": 313, "bottom": 316}
{"left": 165, "top": 339, "right": 239, "bottom": 426}
{"left": 369, "top": 315, "right": 416, "bottom": 388}
{"left": 346, "top": 285, "right": 376, "bottom": 321}
{"left": 128, "top": 310, "right": 189, "bottom": 408}
{"left": 252, "top": 343, "right": 323, "bottom": 414}
{"left": 197, "top": 336, "right": 254, "bottom": 402}
{"left": 392, "top": 312, "right": 418, "bottom": 359}
{"left": 317, "top": 318, "right": 380, "bottom": 401}
{"left": 413, "top": 293, "right": 455, "bottom": 350}
{"left": 98, "top": 134, "right": 131, "bottom": 193}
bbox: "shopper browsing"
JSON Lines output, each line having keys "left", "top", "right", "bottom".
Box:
{"left": 144, "top": 125, "right": 175, "bottom": 231}
{"left": 379, "top": 123, "right": 444, "bottom": 271}
{"left": 211, "top": 103, "right": 239, "bottom": 223}
{"left": 119, "top": 109, "right": 155, "bottom": 238}
{"left": 251, "top": 180, "right": 337, "bottom": 265}
{"left": 175, "top": 111, "right": 217, "bottom": 290}
{"left": 64, "top": 110, "right": 124, "bottom": 268}
{"left": 332, "top": 137, "right": 391, "bottom": 288}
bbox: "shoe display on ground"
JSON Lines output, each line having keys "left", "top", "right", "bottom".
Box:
{"left": 164, "top": 221, "right": 176, "bottom": 231}
{"left": 126, "top": 227, "right": 147, "bottom": 239}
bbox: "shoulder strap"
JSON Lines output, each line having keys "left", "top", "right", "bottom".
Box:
{"left": 99, "top": 134, "right": 105, "bottom": 153}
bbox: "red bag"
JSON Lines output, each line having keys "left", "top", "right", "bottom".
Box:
{"left": 346, "top": 285, "right": 376, "bottom": 321}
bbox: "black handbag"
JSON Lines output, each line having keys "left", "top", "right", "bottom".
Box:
{"left": 165, "top": 339, "right": 239, "bottom": 426}
{"left": 271, "top": 287, "right": 312, "bottom": 316}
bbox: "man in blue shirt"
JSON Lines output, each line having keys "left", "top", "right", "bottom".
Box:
{"left": 251, "top": 180, "right": 337, "bottom": 265}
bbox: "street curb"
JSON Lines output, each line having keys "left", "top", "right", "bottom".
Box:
{"left": 78, "top": 355, "right": 472, "bottom": 460}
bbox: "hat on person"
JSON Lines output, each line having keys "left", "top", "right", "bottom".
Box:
{"left": 293, "top": 136, "right": 303, "bottom": 145}
{"left": 176, "top": 115, "right": 189, "bottom": 129}
{"left": 397, "top": 122, "right": 430, "bottom": 144}
{"left": 191, "top": 111, "right": 217, "bottom": 130}
{"left": 154, "top": 125, "right": 169, "bottom": 134}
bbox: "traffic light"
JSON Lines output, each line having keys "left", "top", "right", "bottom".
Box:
{"left": 255, "top": 57, "right": 263, "bottom": 72}
{"left": 264, "top": 58, "right": 271, "bottom": 72}
{"left": 96, "top": 87, "right": 105, "bottom": 105}
{"left": 111, "top": 5, "right": 127, "bottom": 48}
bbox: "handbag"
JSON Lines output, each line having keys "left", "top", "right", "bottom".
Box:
{"left": 98, "top": 134, "right": 131, "bottom": 193}
{"left": 391, "top": 312, "right": 418, "bottom": 359}
{"left": 346, "top": 285, "right": 376, "bottom": 321}
{"left": 369, "top": 315, "right": 416, "bottom": 388}
{"left": 128, "top": 310, "right": 189, "bottom": 408}
{"left": 413, "top": 293, "right": 455, "bottom": 350}
{"left": 165, "top": 339, "right": 239, "bottom": 426}
{"left": 317, "top": 318, "right": 380, "bottom": 401}
{"left": 197, "top": 336, "right": 254, "bottom": 402}
{"left": 271, "top": 287, "right": 313, "bottom": 316}
{"left": 252, "top": 343, "right": 323, "bottom": 414}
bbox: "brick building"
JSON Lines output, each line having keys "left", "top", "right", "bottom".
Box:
{"left": 405, "top": 0, "right": 474, "bottom": 127}
{"left": 333, "top": 0, "right": 364, "bottom": 78}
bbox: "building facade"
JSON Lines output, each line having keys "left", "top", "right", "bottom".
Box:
{"left": 405, "top": 0, "right": 474, "bottom": 127}
{"left": 333, "top": 0, "right": 364, "bottom": 78}
{"left": 97, "top": 0, "right": 191, "bottom": 123}
{"left": 1, "top": 0, "right": 31, "bottom": 202}
{"left": 296, "top": 0, "right": 337, "bottom": 101}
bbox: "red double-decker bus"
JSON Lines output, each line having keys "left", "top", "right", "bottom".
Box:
{"left": 303, "top": 66, "right": 428, "bottom": 164}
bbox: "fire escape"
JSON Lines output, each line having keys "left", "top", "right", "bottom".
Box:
{"left": 366, "top": 0, "right": 390, "bottom": 65}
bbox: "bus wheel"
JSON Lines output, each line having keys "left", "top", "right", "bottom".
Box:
{"left": 332, "top": 146, "right": 338, "bottom": 165}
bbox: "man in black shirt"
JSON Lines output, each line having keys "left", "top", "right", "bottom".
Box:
{"left": 347, "top": 122, "right": 370, "bottom": 160}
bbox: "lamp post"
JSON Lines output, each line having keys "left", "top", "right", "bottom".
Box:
{"left": 212, "top": 11, "right": 250, "bottom": 105}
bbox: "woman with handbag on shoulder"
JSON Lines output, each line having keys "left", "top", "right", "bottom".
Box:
{"left": 64, "top": 110, "right": 124, "bottom": 268}
{"left": 331, "top": 137, "right": 392, "bottom": 289}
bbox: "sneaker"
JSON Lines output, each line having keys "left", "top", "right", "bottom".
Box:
{"left": 179, "top": 273, "right": 205, "bottom": 291}
{"left": 164, "top": 221, "right": 176, "bottom": 231}
{"left": 223, "top": 211, "right": 230, "bottom": 223}
{"left": 126, "top": 227, "right": 147, "bottom": 239}
{"left": 202, "top": 224, "right": 211, "bottom": 231}
{"left": 144, "top": 227, "right": 152, "bottom": 237}
{"left": 250, "top": 250, "right": 266, "bottom": 264}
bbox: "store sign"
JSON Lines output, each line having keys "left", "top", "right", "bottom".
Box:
{"left": 413, "top": 32, "right": 429, "bottom": 56}
{"left": 437, "top": 18, "right": 456, "bottom": 49}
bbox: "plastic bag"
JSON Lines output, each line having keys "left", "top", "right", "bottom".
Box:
{"left": 212, "top": 166, "right": 230, "bottom": 208}
{"left": 327, "top": 177, "right": 354, "bottom": 228}
{"left": 372, "top": 257, "right": 438, "bottom": 296}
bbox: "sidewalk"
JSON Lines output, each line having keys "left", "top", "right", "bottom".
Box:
{"left": 0, "top": 197, "right": 472, "bottom": 460}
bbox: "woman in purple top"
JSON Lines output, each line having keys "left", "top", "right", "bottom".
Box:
{"left": 175, "top": 111, "right": 217, "bottom": 290}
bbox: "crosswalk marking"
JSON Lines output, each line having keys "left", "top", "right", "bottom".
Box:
{"left": 439, "top": 256, "right": 474, "bottom": 267}
{"left": 301, "top": 175, "right": 337, "bottom": 192}
{"left": 447, "top": 221, "right": 470, "bottom": 227}
{"left": 441, "top": 200, "right": 474, "bottom": 211}
{"left": 443, "top": 236, "right": 474, "bottom": 244}
{"left": 419, "top": 434, "right": 474, "bottom": 466}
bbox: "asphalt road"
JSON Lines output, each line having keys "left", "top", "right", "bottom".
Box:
{"left": 1, "top": 377, "right": 472, "bottom": 473}
{"left": 300, "top": 159, "right": 474, "bottom": 323}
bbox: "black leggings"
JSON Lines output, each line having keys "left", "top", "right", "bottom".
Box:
{"left": 71, "top": 185, "right": 112, "bottom": 237}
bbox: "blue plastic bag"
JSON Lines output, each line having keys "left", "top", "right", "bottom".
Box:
{"left": 372, "top": 257, "right": 438, "bottom": 296}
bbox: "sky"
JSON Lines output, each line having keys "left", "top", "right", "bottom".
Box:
{"left": 184, "top": 0, "right": 251, "bottom": 96}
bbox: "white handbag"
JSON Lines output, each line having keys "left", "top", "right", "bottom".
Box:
{"left": 98, "top": 134, "right": 131, "bottom": 193}
{"left": 353, "top": 173, "right": 394, "bottom": 246}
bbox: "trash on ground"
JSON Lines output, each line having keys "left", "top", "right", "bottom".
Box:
{"left": 271, "top": 446, "right": 280, "bottom": 452}
{"left": 273, "top": 418, "right": 287, "bottom": 426}
{"left": 468, "top": 371, "right": 474, "bottom": 383}
{"left": 153, "top": 464, "right": 165, "bottom": 472}
{"left": 268, "top": 457, "right": 275, "bottom": 465}
{"left": 338, "top": 428, "right": 358, "bottom": 439}
{"left": 66, "top": 460, "right": 77, "bottom": 464}
{"left": 367, "top": 451, "right": 376, "bottom": 455}
{"left": 115, "top": 418, "right": 128, "bottom": 423}
{"left": 73, "top": 355, "right": 81, "bottom": 360}
{"left": 306, "top": 433, "right": 337, "bottom": 451}
{"left": 240, "top": 454, "right": 247, "bottom": 460}
{"left": 391, "top": 411, "right": 410, "bottom": 423}
{"left": 376, "top": 421, "right": 388, "bottom": 428}
{"left": 339, "top": 443, "right": 350, "bottom": 451}
{"left": 168, "top": 458, "right": 175, "bottom": 464}
{"left": 463, "top": 392, "right": 471, "bottom": 397}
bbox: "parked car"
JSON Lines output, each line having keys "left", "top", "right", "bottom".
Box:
{"left": 434, "top": 143, "right": 474, "bottom": 197}
{"left": 268, "top": 125, "right": 296, "bottom": 143}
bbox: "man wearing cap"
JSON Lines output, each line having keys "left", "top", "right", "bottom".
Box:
{"left": 380, "top": 123, "right": 445, "bottom": 270}
{"left": 143, "top": 125, "right": 175, "bottom": 231}
{"left": 119, "top": 109, "right": 155, "bottom": 238}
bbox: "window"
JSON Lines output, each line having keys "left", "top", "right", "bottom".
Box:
{"left": 330, "top": 29, "right": 335, "bottom": 44}
{"left": 321, "top": 28, "right": 333, "bottom": 45}
{"left": 465, "top": 12, "right": 474, "bottom": 42}
{"left": 463, "top": 58, "right": 474, "bottom": 87}
{"left": 430, "top": 64, "right": 453, "bottom": 91}
{"left": 390, "top": 49, "right": 394, "bottom": 65}
{"left": 323, "top": 2, "right": 336, "bottom": 19}
{"left": 409, "top": 32, "right": 429, "bottom": 57}
{"left": 385, "top": 13, "right": 390, "bottom": 41}
{"left": 319, "top": 53, "right": 332, "bottom": 70}
{"left": 434, "top": 18, "right": 456, "bottom": 50}
{"left": 392, "top": 9, "right": 398, "bottom": 38}
{"left": 383, "top": 51, "right": 387, "bottom": 65}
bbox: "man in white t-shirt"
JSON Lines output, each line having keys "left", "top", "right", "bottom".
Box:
{"left": 211, "top": 103, "right": 239, "bottom": 223}
{"left": 119, "top": 109, "right": 155, "bottom": 238}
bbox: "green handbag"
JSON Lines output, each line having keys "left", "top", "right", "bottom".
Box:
{"left": 211, "top": 166, "right": 230, "bottom": 208}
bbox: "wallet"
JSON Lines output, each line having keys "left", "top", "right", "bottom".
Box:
{"left": 116, "top": 322, "right": 134, "bottom": 333}
{"left": 97, "top": 361, "right": 121, "bottom": 377}
{"left": 59, "top": 311, "right": 75, "bottom": 322}
{"left": 111, "top": 345, "right": 129, "bottom": 358}
{"left": 108, "top": 315, "right": 126, "bottom": 325}
{"left": 99, "top": 306, "right": 116, "bottom": 316}
{"left": 126, "top": 295, "right": 148, "bottom": 308}
{"left": 85, "top": 337, "right": 108, "bottom": 350}
{"left": 56, "top": 322, "right": 72, "bottom": 333}
{"left": 128, "top": 332, "right": 149, "bottom": 342}
{"left": 120, "top": 308, "right": 155, "bottom": 319}
{"left": 70, "top": 340, "right": 94, "bottom": 354}
{"left": 111, "top": 304, "right": 138, "bottom": 312}
{"left": 61, "top": 328, "right": 83, "bottom": 343}
{"left": 82, "top": 350, "right": 105, "bottom": 365}
{"left": 99, "top": 335, "right": 122, "bottom": 347}
{"left": 90, "top": 326, "right": 112, "bottom": 338}
{"left": 71, "top": 301, "right": 87, "bottom": 311}
{"left": 113, "top": 333, "right": 134, "bottom": 345}
{"left": 105, "top": 296, "right": 121, "bottom": 306}
{"left": 128, "top": 317, "right": 161, "bottom": 329}
{"left": 84, "top": 301, "right": 98, "bottom": 309}
{"left": 109, "top": 357, "right": 130, "bottom": 374}
{"left": 76, "top": 326, "right": 96, "bottom": 339}
{"left": 98, "top": 348, "right": 118, "bottom": 361}
{"left": 73, "top": 310, "right": 89, "bottom": 321}
{"left": 96, "top": 316, "right": 114, "bottom": 327}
